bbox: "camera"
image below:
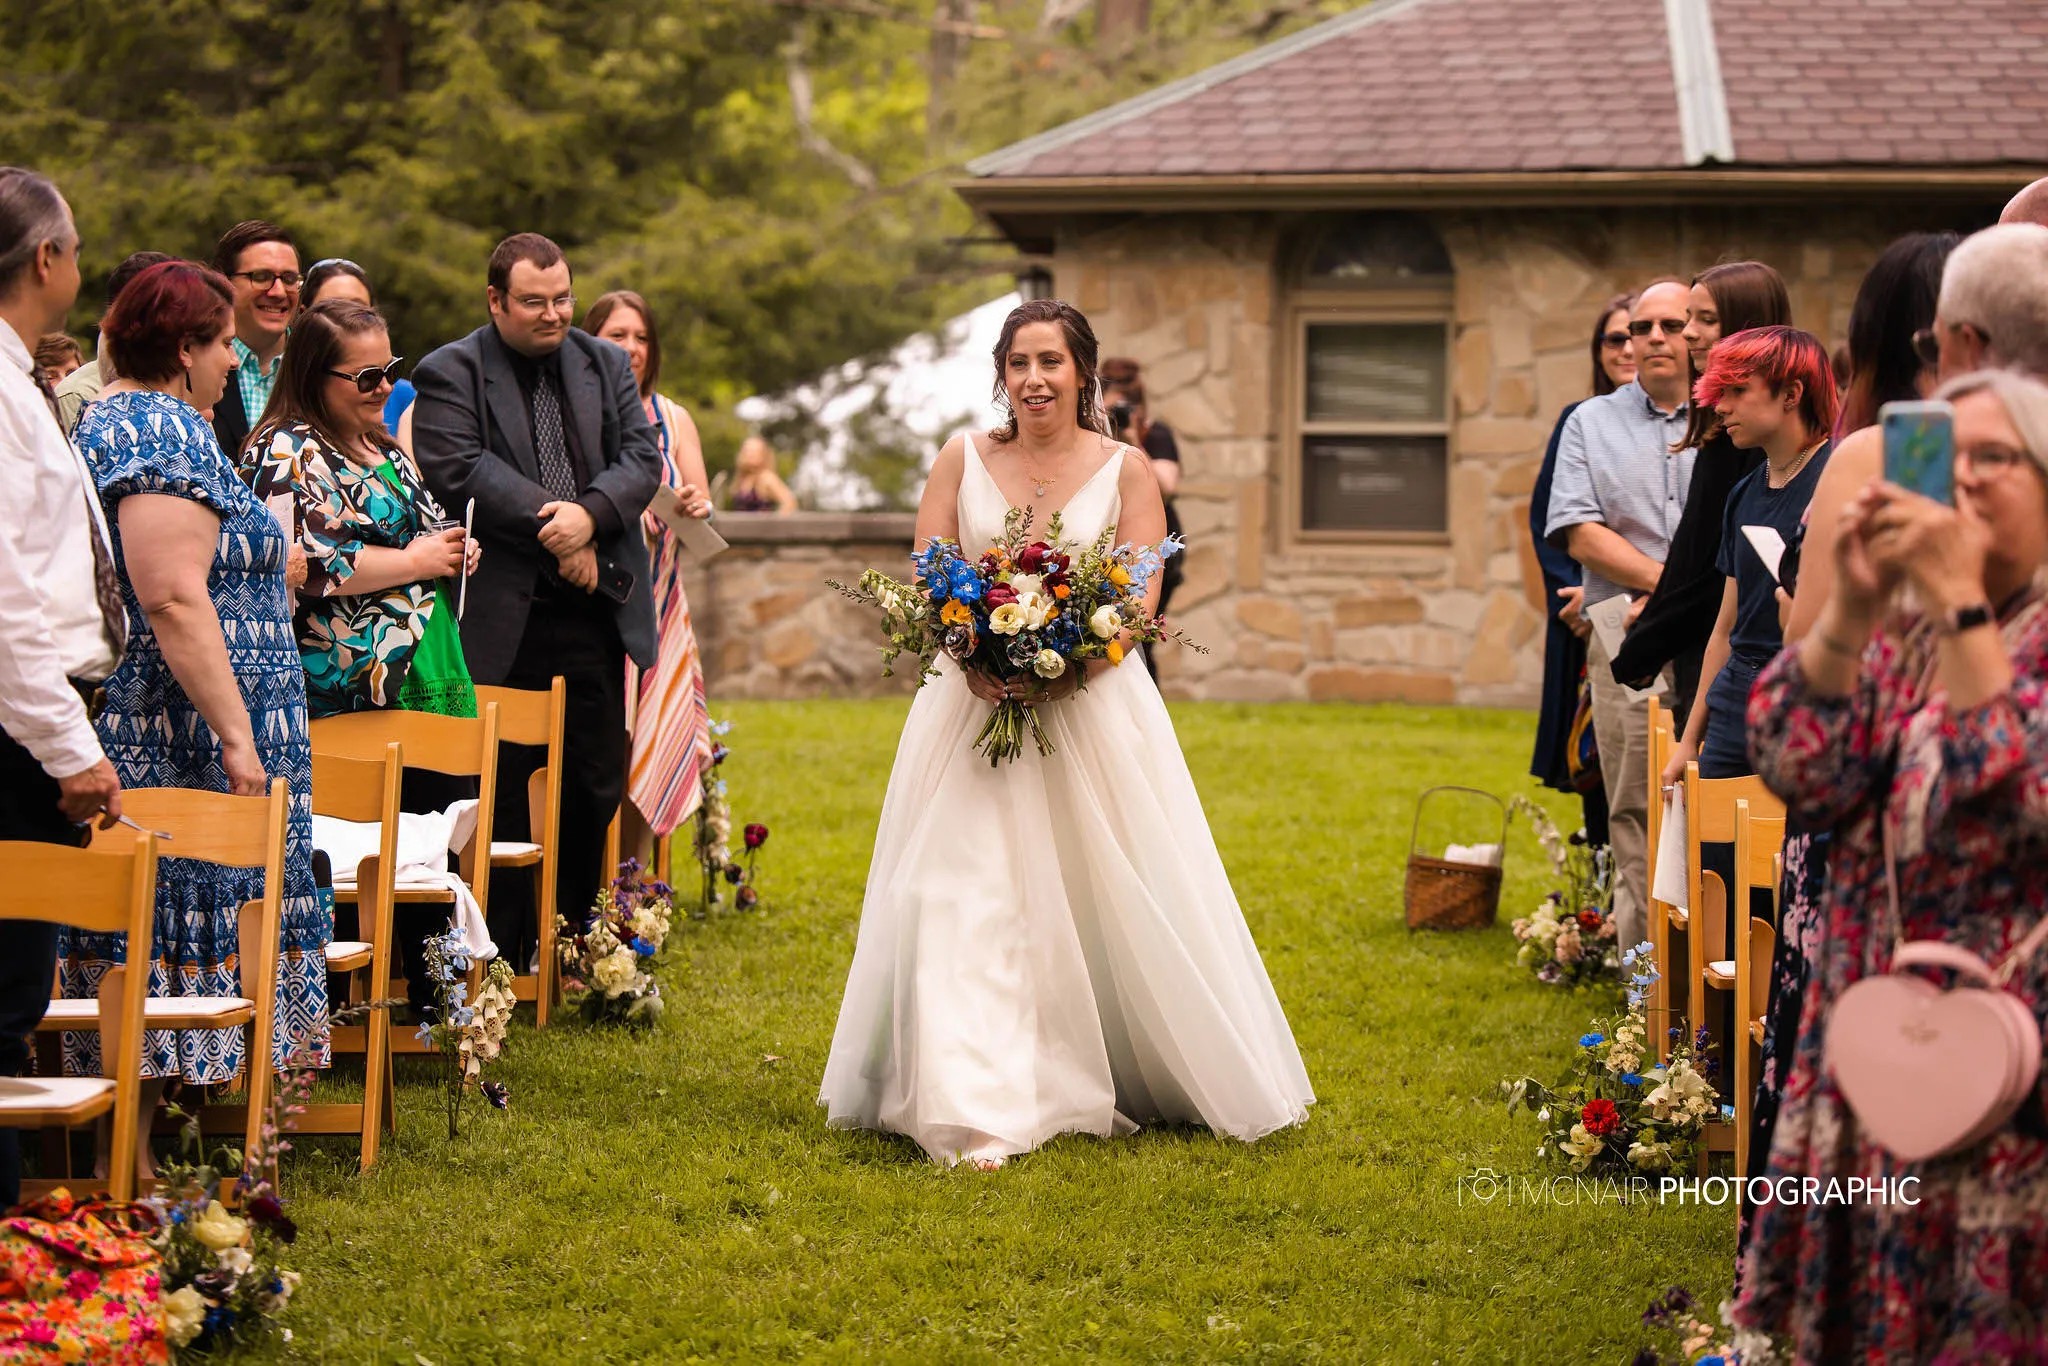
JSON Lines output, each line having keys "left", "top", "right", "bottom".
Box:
{"left": 1108, "top": 400, "right": 1135, "bottom": 433}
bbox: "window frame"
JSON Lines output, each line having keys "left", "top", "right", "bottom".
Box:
{"left": 1281, "top": 234, "right": 1457, "bottom": 547}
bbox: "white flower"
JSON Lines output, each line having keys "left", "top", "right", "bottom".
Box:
{"left": 163, "top": 1285, "right": 206, "bottom": 1347}
{"left": 630, "top": 903, "right": 671, "bottom": 950}
{"left": 591, "top": 946, "right": 641, "bottom": 998}
{"left": 1560, "top": 1122, "right": 1603, "bottom": 1171}
{"left": 1032, "top": 649, "right": 1066, "bottom": 679}
{"left": 216, "top": 1245, "right": 254, "bottom": 1278}
{"left": 1088, "top": 604, "right": 1120, "bottom": 639}
{"left": 1008, "top": 573, "right": 1044, "bottom": 598}
{"left": 190, "top": 1199, "right": 248, "bottom": 1253}
{"left": 1018, "top": 591, "right": 1056, "bottom": 630}
{"left": 1628, "top": 1138, "right": 1674, "bottom": 1172}
{"left": 989, "top": 602, "right": 1028, "bottom": 636}
{"left": 1643, "top": 1063, "right": 1714, "bottom": 1121}
{"left": 262, "top": 1269, "right": 301, "bottom": 1313}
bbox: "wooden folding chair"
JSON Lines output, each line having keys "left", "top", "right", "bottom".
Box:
{"left": 1732, "top": 798, "right": 1786, "bottom": 1183}
{"left": 476, "top": 679, "right": 565, "bottom": 1027}
{"left": 288, "top": 745, "right": 403, "bottom": 1170}
{"left": 62, "top": 780, "right": 290, "bottom": 1177}
{"left": 2, "top": 835, "right": 158, "bottom": 1203}
{"left": 1645, "top": 697, "right": 1680, "bottom": 1059}
{"left": 309, "top": 706, "right": 499, "bottom": 1055}
{"left": 1682, "top": 761, "right": 1783, "bottom": 1170}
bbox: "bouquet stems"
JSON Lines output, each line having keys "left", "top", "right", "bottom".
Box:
{"left": 973, "top": 699, "right": 1053, "bottom": 766}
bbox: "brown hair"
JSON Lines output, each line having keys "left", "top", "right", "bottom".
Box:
{"left": 989, "top": 299, "right": 1108, "bottom": 442}
{"left": 487, "top": 233, "right": 567, "bottom": 295}
{"left": 249, "top": 300, "right": 393, "bottom": 458}
{"left": 582, "top": 289, "right": 661, "bottom": 399}
{"left": 210, "top": 220, "right": 296, "bottom": 277}
{"left": 33, "top": 332, "right": 81, "bottom": 373}
{"left": 1677, "top": 260, "right": 1793, "bottom": 449}
{"left": 1099, "top": 356, "right": 1151, "bottom": 442}
{"left": 1588, "top": 292, "right": 1636, "bottom": 398}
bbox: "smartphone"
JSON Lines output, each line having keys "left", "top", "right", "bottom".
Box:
{"left": 1880, "top": 399, "right": 1955, "bottom": 505}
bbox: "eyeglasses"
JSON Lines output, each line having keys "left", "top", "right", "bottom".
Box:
{"left": 1628, "top": 318, "right": 1687, "bottom": 337}
{"left": 1957, "top": 443, "right": 2029, "bottom": 477}
{"left": 231, "top": 269, "right": 303, "bottom": 291}
{"left": 326, "top": 358, "right": 405, "bottom": 394}
{"left": 1600, "top": 330, "right": 1631, "bottom": 348}
{"left": 513, "top": 293, "right": 576, "bottom": 317}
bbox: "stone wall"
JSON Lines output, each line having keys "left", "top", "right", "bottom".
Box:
{"left": 1053, "top": 201, "right": 1969, "bottom": 705}
{"left": 681, "top": 512, "right": 920, "bottom": 699}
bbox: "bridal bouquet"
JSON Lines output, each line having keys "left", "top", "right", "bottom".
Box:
{"left": 833, "top": 506, "right": 1195, "bottom": 764}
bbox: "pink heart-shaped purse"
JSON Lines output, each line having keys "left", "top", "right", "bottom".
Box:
{"left": 1824, "top": 828, "right": 2048, "bottom": 1163}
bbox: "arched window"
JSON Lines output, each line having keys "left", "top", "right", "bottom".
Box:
{"left": 1285, "top": 214, "right": 1453, "bottom": 537}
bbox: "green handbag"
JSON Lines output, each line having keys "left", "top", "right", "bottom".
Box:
{"left": 378, "top": 459, "right": 477, "bottom": 718}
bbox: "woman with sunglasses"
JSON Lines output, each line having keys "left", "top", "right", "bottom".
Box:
{"left": 301, "top": 258, "right": 422, "bottom": 440}
{"left": 1611, "top": 261, "right": 1792, "bottom": 717}
{"left": 1527, "top": 292, "right": 1635, "bottom": 843}
{"left": 242, "top": 299, "right": 480, "bottom": 721}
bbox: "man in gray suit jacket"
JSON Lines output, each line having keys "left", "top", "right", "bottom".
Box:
{"left": 412, "top": 232, "right": 660, "bottom": 962}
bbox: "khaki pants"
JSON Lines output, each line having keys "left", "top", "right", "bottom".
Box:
{"left": 1587, "top": 628, "right": 1668, "bottom": 951}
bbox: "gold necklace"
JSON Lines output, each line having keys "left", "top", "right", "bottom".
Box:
{"left": 1016, "top": 449, "right": 1059, "bottom": 498}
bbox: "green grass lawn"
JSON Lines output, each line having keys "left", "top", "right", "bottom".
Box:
{"left": 241, "top": 701, "right": 1734, "bottom": 1364}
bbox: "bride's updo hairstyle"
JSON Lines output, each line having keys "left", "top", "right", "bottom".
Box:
{"left": 989, "top": 298, "right": 1110, "bottom": 442}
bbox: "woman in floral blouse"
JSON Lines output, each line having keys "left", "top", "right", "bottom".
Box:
{"left": 242, "top": 300, "right": 479, "bottom": 720}
{"left": 1735, "top": 368, "right": 2048, "bottom": 1361}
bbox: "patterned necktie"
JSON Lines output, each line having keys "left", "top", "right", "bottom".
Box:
{"left": 32, "top": 366, "right": 126, "bottom": 669}
{"left": 530, "top": 365, "right": 577, "bottom": 500}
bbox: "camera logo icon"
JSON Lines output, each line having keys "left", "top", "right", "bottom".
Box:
{"left": 1458, "top": 1168, "right": 1505, "bottom": 1205}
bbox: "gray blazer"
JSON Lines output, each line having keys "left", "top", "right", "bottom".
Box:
{"left": 412, "top": 325, "right": 660, "bottom": 682}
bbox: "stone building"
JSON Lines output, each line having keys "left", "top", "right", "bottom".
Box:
{"left": 938, "top": 0, "right": 2047, "bottom": 704}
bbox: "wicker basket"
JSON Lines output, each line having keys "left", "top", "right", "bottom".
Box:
{"left": 1404, "top": 785, "right": 1507, "bottom": 931}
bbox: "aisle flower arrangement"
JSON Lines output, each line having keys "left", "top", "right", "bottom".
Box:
{"left": 692, "top": 718, "right": 771, "bottom": 913}
{"left": 1501, "top": 947, "right": 1721, "bottom": 1176}
{"left": 557, "top": 861, "right": 675, "bottom": 1027}
{"left": 1508, "top": 796, "right": 1619, "bottom": 989}
{"left": 417, "top": 929, "right": 515, "bottom": 1138}
{"left": 832, "top": 506, "right": 1198, "bottom": 764}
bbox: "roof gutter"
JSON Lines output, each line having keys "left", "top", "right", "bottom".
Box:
{"left": 1664, "top": 0, "right": 1736, "bottom": 165}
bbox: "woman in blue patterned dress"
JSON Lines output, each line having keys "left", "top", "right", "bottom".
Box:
{"left": 59, "top": 260, "right": 327, "bottom": 1087}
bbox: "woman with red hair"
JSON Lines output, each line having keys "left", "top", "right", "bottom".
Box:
{"left": 60, "top": 260, "right": 326, "bottom": 1113}
{"left": 1663, "top": 326, "right": 1840, "bottom": 785}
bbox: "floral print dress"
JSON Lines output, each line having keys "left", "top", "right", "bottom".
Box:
{"left": 60, "top": 391, "right": 327, "bottom": 1081}
{"left": 241, "top": 422, "right": 471, "bottom": 719}
{"left": 1734, "top": 595, "right": 2048, "bottom": 1362}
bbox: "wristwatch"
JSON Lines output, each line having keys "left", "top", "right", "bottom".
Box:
{"left": 1936, "top": 602, "right": 1995, "bottom": 635}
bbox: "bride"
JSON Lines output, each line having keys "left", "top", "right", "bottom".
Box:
{"left": 818, "top": 298, "right": 1314, "bottom": 1169}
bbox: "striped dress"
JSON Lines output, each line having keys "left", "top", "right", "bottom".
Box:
{"left": 626, "top": 394, "right": 713, "bottom": 836}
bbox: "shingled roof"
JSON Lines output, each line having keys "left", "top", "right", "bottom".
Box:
{"left": 967, "top": 0, "right": 2048, "bottom": 182}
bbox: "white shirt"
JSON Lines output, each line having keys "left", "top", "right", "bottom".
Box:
{"left": 0, "top": 317, "right": 119, "bottom": 779}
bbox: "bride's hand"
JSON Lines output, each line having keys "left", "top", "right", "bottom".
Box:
{"left": 961, "top": 668, "right": 1009, "bottom": 704}
{"left": 1006, "top": 668, "right": 1081, "bottom": 704}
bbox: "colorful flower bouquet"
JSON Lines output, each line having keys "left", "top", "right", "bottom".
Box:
{"left": 416, "top": 928, "right": 516, "bottom": 1139}
{"left": 1501, "top": 946, "right": 1722, "bottom": 1177}
{"left": 1632, "top": 1286, "right": 1740, "bottom": 1366}
{"left": 832, "top": 506, "right": 1197, "bottom": 764}
{"left": 692, "top": 719, "right": 770, "bottom": 914}
{"left": 1508, "top": 796, "right": 1619, "bottom": 988}
{"left": 557, "top": 861, "right": 674, "bottom": 1027}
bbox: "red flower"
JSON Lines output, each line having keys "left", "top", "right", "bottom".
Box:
{"left": 744, "top": 823, "right": 769, "bottom": 850}
{"left": 1576, "top": 910, "right": 1603, "bottom": 934}
{"left": 1018, "top": 542, "right": 1052, "bottom": 573}
{"left": 1581, "top": 1098, "right": 1621, "bottom": 1136}
{"left": 984, "top": 583, "right": 1018, "bottom": 609}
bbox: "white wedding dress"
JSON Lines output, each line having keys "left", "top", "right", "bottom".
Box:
{"left": 818, "top": 434, "right": 1314, "bottom": 1166}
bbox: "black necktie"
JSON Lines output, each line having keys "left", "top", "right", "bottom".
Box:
{"left": 31, "top": 366, "right": 126, "bottom": 669}
{"left": 531, "top": 366, "right": 577, "bottom": 501}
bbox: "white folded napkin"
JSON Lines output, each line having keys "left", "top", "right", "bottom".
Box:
{"left": 1441, "top": 841, "right": 1503, "bottom": 868}
{"left": 313, "top": 799, "right": 496, "bottom": 961}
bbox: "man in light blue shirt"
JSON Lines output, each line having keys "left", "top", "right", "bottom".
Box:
{"left": 1543, "top": 278, "right": 1694, "bottom": 949}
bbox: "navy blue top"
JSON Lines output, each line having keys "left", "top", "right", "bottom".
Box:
{"left": 1699, "top": 443, "right": 1831, "bottom": 776}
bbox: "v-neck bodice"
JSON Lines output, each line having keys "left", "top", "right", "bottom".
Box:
{"left": 959, "top": 433, "right": 1123, "bottom": 550}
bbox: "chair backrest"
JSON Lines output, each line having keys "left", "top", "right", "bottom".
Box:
{"left": 1647, "top": 697, "right": 1672, "bottom": 907}
{"left": 476, "top": 681, "right": 566, "bottom": 850}
{"left": 310, "top": 744, "right": 404, "bottom": 1015}
{"left": 1, "top": 835, "right": 157, "bottom": 1200}
{"left": 1734, "top": 799, "right": 1783, "bottom": 1034}
{"left": 310, "top": 707, "right": 500, "bottom": 897}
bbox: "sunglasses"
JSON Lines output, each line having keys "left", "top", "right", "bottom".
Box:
{"left": 1600, "top": 330, "right": 1631, "bottom": 348}
{"left": 327, "top": 357, "right": 405, "bottom": 394}
{"left": 1628, "top": 318, "right": 1687, "bottom": 337}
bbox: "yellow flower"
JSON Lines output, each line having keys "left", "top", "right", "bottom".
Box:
{"left": 1106, "top": 640, "right": 1125, "bottom": 666}
{"left": 939, "top": 599, "right": 973, "bottom": 627}
{"left": 163, "top": 1286, "right": 206, "bottom": 1347}
{"left": 1108, "top": 564, "right": 1132, "bottom": 586}
{"left": 189, "top": 1199, "right": 249, "bottom": 1253}
{"left": 988, "top": 603, "right": 1027, "bottom": 636}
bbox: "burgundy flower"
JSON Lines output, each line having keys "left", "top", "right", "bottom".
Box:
{"left": 1576, "top": 910, "right": 1603, "bottom": 934}
{"left": 1581, "top": 1098, "right": 1621, "bottom": 1137}
{"left": 1018, "top": 542, "right": 1052, "bottom": 573}
{"left": 247, "top": 1193, "right": 297, "bottom": 1244}
{"left": 983, "top": 583, "right": 1018, "bottom": 609}
{"left": 744, "top": 823, "right": 769, "bottom": 850}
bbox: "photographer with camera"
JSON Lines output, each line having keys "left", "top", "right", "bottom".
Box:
{"left": 1100, "top": 358, "right": 1181, "bottom": 681}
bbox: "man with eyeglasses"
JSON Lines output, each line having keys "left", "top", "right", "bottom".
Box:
{"left": 412, "top": 231, "right": 661, "bottom": 970}
{"left": 1923, "top": 222, "right": 2048, "bottom": 384}
{"left": 1544, "top": 278, "right": 1697, "bottom": 950}
{"left": 208, "top": 218, "right": 301, "bottom": 458}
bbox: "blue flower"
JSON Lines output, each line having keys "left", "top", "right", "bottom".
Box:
{"left": 202, "top": 1305, "right": 236, "bottom": 1335}
{"left": 947, "top": 568, "right": 984, "bottom": 604}
{"left": 1697, "top": 1356, "right": 1726, "bottom": 1366}
{"left": 1578, "top": 1032, "right": 1605, "bottom": 1048}
{"left": 446, "top": 982, "right": 468, "bottom": 1010}
{"left": 710, "top": 719, "right": 733, "bottom": 737}
{"left": 415, "top": 1021, "right": 434, "bottom": 1043}
{"left": 629, "top": 937, "right": 656, "bottom": 957}
{"left": 452, "top": 1006, "right": 475, "bottom": 1027}
{"left": 1622, "top": 1072, "right": 1643, "bottom": 1087}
